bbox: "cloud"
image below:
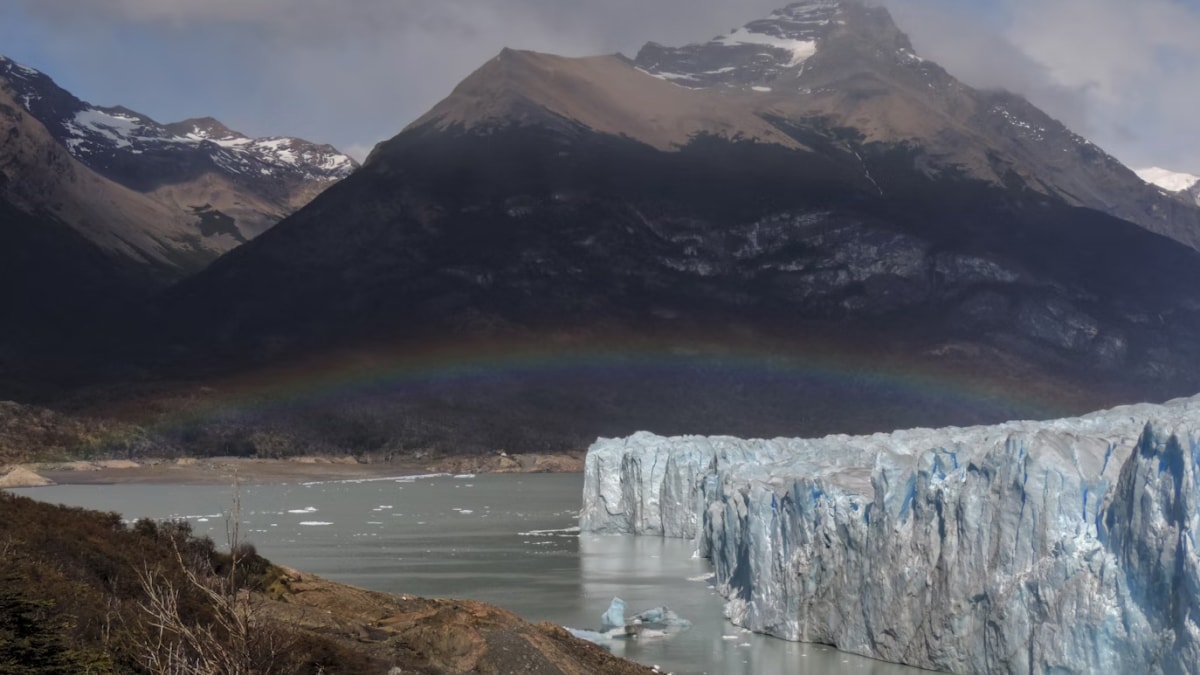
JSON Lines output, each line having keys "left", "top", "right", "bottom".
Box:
{"left": 885, "top": 0, "right": 1200, "bottom": 170}
{"left": 8, "top": 0, "right": 1200, "bottom": 172}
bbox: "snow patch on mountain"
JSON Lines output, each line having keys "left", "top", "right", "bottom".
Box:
{"left": 66, "top": 109, "right": 147, "bottom": 150}
{"left": 1136, "top": 167, "right": 1200, "bottom": 193}
{"left": 634, "top": 0, "right": 843, "bottom": 90}
{"left": 714, "top": 28, "right": 818, "bottom": 68}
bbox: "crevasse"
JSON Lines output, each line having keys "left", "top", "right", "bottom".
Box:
{"left": 580, "top": 396, "right": 1200, "bottom": 674}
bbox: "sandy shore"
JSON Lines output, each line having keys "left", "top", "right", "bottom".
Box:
{"left": 2, "top": 451, "right": 586, "bottom": 488}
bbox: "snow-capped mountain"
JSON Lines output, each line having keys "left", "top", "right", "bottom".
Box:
{"left": 413, "top": 1, "right": 1199, "bottom": 254}
{"left": 0, "top": 56, "right": 354, "bottom": 186}
{"left": 0, "top": 55, "right": 357, "bottom": 242}
{"left": 0, "top": 54, "right": 358, "bottom": 369}
{"left": 165, "top": 117, "right": 355, "bottom": 182}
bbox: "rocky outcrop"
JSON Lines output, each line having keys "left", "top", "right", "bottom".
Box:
{"left": 580, "top": 396, "right": 1200, "bottom": 674}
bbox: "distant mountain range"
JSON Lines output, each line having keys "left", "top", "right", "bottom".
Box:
{"left": 8, "top": 0, "right": 1200, "bottom": 454}
{"left": 0, "top": 55, "right": 356, "bottom": 271}
{"left": 0, "top": 55, "right": 356, "bottom": 369}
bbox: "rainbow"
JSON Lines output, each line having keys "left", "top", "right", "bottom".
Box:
{"left": 109, "top": 334, "right": 1099, "bottom": 445}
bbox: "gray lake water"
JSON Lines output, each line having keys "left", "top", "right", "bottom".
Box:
{"left": 15, "top": 474, "right": 931, "bottom": 675}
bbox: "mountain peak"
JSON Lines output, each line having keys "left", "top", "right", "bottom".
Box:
{"left": 0, "top": 54, "right": 43, "bottom": 79}
{"left": 165, "top": 116, "right": 244, "bottom": 141}
{"left": 634, "top": 0, "right": 915, "bottom": 91}
{"left": 404, "top": 48, "right": 802, "bottom": 151}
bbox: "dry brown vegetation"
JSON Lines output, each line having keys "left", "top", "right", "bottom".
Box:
{"left": 0, "top": 492, "right": 654, "bottom": 674}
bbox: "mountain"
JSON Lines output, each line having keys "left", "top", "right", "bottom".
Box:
{"left": 0, "top": 55, "right": 357, "bottom": 258}
{"left": 0, "top": 55, "right": 357, "bottom": 380}
{"left": 149, "top": 1, "right": 1200, "bottom": 448}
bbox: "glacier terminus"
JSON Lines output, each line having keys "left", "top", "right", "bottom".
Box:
{"left": 580, "top": 396, "right": 1200, "bottom": 674}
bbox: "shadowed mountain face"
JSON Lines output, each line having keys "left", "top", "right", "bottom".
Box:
{"left": 24, "top": 1, "right": 1200, "bottom": 450}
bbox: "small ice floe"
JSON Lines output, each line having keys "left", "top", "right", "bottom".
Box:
{"left": 298, "top": 521, "right": 333, "bottom": 526}
{"left": 287, "top": 507, "right": 318, "bottom": 514}
{"left": 454, "top": 473, "right": 476, "bottom": 479}
{"left": 687, "top": 573, "right": 715, "bottom": 582}
{"left": 366, "top": 521, "right": 384, "bottom": 525}
{"left": 302, "top": 474, "right": 439, "bottom": 487}
{"left": 394, "top": 473, "right": 452, "bottom": 483}
{"left": 174, "top": 513, "right": 223, "bottom": 521}
{"left": 518, "top": 526, "right": 581, "bottom": 537}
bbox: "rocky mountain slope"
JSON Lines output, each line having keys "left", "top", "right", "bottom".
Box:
{"left": 581, "top": 394, "right": 1200, "bottom": 674}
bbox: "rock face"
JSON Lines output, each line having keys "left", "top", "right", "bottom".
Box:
{"left": 580, "top": 396, "right": 1200, "bottom": 674}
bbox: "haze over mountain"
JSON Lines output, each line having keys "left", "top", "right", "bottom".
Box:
{"left": 152, "top": 0, "right": 1200, "bottom": 451}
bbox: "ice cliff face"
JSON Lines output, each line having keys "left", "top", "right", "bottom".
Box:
{"left": 580, "top": 396, "right": 1200, "bottom": 674}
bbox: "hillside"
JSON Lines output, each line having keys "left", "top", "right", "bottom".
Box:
{"left": 0, "top": 491, "right": 653, "bottom": 674}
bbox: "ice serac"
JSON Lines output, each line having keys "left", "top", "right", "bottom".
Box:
{"left": 580, "top": 397, "right": 1200, "bottom": 674}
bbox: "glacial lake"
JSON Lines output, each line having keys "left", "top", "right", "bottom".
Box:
{"left": 14, "top": 474, "right": 931, "bottom": 675}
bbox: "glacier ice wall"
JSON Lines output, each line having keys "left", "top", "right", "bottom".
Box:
{"left": 580, "top": 396, "right": 1200, "bottom": 674}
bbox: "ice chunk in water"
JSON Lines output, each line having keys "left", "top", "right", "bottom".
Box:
{"left": 600, "top": 597, "right": 626, "bottom": 631}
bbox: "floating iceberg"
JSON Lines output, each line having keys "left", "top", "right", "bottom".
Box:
{"left": 580, "top": 396, "right": 1200, "bottom": 674}
{"left": 568, "top": 597, "right": 692, "bottom": 647}
{"left": 600, "top": 597, "right": 628, "bottom": 631}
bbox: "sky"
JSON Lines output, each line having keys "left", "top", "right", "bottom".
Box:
{"left": 1, "top": 0, "right": 1198, "bottom": 171}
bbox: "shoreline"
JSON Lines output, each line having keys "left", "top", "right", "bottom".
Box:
{"left": 1, "top": 451, "right": 586, "bottom": 488}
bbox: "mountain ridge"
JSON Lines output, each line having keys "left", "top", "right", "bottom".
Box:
{"left": 406, "top": 1, "right": 1200, "bottom": 254}
{"left": 0, "top": 54, "right": 358, "bottom": 247}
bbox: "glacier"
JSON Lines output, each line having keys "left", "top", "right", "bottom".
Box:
{"left": 580, "top": 396, "right": 1200, "bottom": 674}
